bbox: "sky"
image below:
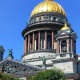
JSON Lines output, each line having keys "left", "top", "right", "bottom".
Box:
{"left": 0, "top": 0, "right": 80, "bottom": 60}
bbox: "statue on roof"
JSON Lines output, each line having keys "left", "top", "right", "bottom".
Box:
{"left": 9, "top": 49, "right": 12, "bottom": 56}
{"left": 8, "top": 49, "right": 14, "bottom": 59}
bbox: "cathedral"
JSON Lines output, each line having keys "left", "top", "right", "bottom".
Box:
{"left": 0, "top": 0, "right": 80, "bottom": 80}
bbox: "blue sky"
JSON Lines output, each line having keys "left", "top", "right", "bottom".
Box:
{"left": 0, "top": 0, "right": 80, "bottom": 60}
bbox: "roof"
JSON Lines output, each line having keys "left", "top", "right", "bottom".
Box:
{"left": 0, "top": 58, "right": 42, "bottom": 78}
{"left": 31, "top": 0, "right": 66, "bottom": 17}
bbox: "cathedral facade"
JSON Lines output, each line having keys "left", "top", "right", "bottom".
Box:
{"left": 22, "top": 0, "right": 80, "bottom": 79}
{"left": 0, "top": 0, "right": 80, "bottom": 80}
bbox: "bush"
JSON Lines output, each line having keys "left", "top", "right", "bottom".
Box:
{"left": 0, "top": 72, "right": 19, "bottom": 80}
{"left": 27, "top": 69, "right": 66, "bottom": 80}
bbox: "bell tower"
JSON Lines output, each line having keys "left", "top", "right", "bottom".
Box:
{"left": 56, "top": 23, "right": 77, "bottom": 58}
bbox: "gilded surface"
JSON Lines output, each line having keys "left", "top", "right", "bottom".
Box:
{"left": 61, "top": 23, "right": 70, "bottom": 30}
{"left": 31, "top": 0, "right": 66, "bottom": 17}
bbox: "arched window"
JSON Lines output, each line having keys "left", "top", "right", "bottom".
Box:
{"left": 61, "top": 40, "right": 67, "bottom": 53}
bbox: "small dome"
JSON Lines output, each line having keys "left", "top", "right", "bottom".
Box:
{"left": 61, "top": 23, "right": 70, "bottom": 30}
{"left": 31, "top": 0, "right": 66, "bottom": 17}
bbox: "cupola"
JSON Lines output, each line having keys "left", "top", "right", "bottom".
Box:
{"left": 61, "top": 23, "right": 70, "bottom": 31}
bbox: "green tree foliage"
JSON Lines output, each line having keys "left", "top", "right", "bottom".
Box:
{"left": 27, "top": 76, "right": 33, "bottom": 80}
{"left": 27, "top": 69, "right": 66, "bottom": 80}
{"left": 0, "top": 72, "right": 19, "bottom": 80}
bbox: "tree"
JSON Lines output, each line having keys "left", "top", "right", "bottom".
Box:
{"left": 27, "top": 69, "right": 66, "bottom": 80}
{"left": 0, "top": 72, "right": 19, "bottom": 80}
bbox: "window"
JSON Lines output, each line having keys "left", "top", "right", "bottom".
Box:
{"left": 61, "top": 40, "right": 67, "bottom": 53}
{"left": 49, "top": 16, "right": 51, "bottom": 21}
{"left": 73, "top": 40, "right": 76, "bottom": 54}
{"left": 36, "top": 37, "right": 38, "bottom": 50}
{"left": 43, "top": 16, "right": 48, "bottom": 21}
{"left": 34, "top": 18, "right": 36, "bottom": 22}
{"left": 51, "top": 16, "right": 56, "bottom": 22}
{"left": 38, "top": 17, "right": 41, "bottom": 21}
{"left": 30, "top": 38, "right": 32, "bottom": 50}
{"left": 47, "top": 35, "right": 52, "bottom": 50}
{"left": 41, "top": 38, "right": 44, "bottom": 50}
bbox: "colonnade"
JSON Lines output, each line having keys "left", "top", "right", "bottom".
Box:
{"left": 24, "top": 31, "right": 54, "bottom": 54}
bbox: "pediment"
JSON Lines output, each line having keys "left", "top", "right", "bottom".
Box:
{"left": 0, "top": 59, "right": 41, "bottom": 77}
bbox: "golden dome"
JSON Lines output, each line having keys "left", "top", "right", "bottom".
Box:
{"left": 31, "top": 0, "right": 66, "bottom": 17}
{"left": 61, "top": 23, "right": 70, "bottom": 30}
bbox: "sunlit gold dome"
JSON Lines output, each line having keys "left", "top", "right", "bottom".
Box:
{"left": 61, "top": 23, "right": 70, "bottom": 30}
{"left": 31, "top": 0, "right": 66, "bottom": 17}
